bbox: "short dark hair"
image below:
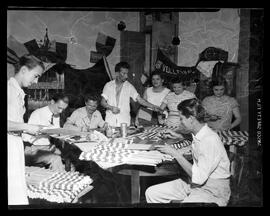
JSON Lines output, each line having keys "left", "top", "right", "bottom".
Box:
{"left": 14, "top": 54, "right": 45, "bottom": 74}
{"left": 84, "top": 93, "right": 100, "bottom": 103}
{"left": 51, "top": 92, "right": 69, "bottom": 104}
{"left": 150, "top": 71, "right": 164, "bottom": 80}
{"left": 170, "top": 77, "right": 185, "bottom": 86}
{"left": 210, "top": 77, "right": 228, "bottom": 89}
{"left": 177, "top": 98, "right": 206, "bottom": 123}
{"left": 115, "top": 62, "right": 130, "bottom": 72}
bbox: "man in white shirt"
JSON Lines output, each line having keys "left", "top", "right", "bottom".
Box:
{"left": 63, "top": 93, "right": 107, "bottom": 131}
{"left": 145, "top": 98, "right": 231, "bottom": 206}
{"left": 101, "top": 62, "right": 161, "bottom": 127}
{"left": 23, "top": 93, "right": 69, "bottom": 172}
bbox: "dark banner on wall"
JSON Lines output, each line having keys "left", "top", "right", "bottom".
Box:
{"left": 154, "top": 48, "right": 200, "bottom": 82}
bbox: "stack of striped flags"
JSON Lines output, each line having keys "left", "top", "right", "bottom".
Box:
{"left": 25, "top": 166, "right": 93, "bottom": 203}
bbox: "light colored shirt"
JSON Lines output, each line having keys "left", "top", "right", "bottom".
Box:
{"left": 102, "top": 80, "right": 139, "bottom": 127}
{"left": 7, "top": 77, "right": 29, "bottom": 204}
{"left": 145, "top": 87, "right": 170, "bottom": 107}
{"left": 64, "top": 107, "right": 105, "bottom": 131}
{"left": 8, "top": 77, "right": 26, "bottom": 123}
{"left": 22, "top": 106, "right": 59, "bottom": 145}
{"left": 191, "top": 124, "right": 231, "bottom": 185}
{"left": 202, "top": 95, "right": 239, "bottom": 131}
{"left": 162, "top": 90, "right": 196, "bottom": 127}
{"left": 137, "top": 87, "right": 170, "bottom": 121}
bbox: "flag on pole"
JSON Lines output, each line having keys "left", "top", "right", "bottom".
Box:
{"left": 96, "top": 32, "right": 116, "bottom": 57}
{"left": 103, "top": 56, "right": 113, "bottom": 80}
{"left": 90, "top": 51, "right": 103, "bottom": 63}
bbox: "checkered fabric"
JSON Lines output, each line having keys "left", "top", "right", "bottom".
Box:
{"left": 26, "top": 168, "right": 93, "bottom": 203}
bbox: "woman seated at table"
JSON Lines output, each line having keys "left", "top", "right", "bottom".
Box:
{"left": 63, "top": 93, "right": 108, "bottom": 132}
{"left": 159, "top": 77, "right": 196, "bottom": 129}
{"left": 202, "top": 77, "right": 241, "bottom": 131}
{"left": 145, "top": 98, "right": 231, "bottom": 206}
{"left": 135, "top": 71, "right": 170, "bottom": 126}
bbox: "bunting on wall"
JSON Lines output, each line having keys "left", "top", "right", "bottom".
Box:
{"left": 154, "top": 48, "right": 200, "bottom": 82}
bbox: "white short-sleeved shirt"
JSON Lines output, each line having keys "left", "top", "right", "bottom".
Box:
{"left": 64, "top": 107, "right": 105, "bottom": 131}
{"left": 145, "top": 87, "right": 170, "bottom": 107}
{"left": 102, "top": 80, "right": 139, "bottom": 127}
{"left": 22, "top": 106, "right": 59, "bottom": 145}
{"left": 8, "top": 77, "right": 26, "bottom": 123}
{"left": 191, "top": 124, "right": 231, "bottom": 185}
{"left": 162, "top": 90, "right": 196, "bottom": 126}
{"left": 202, "top": 95, "right": 239, "bottom": 131}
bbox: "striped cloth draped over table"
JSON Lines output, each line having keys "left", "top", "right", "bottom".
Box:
{"left": 79, "top": 139, "right": 174, "bottom": 168}
{"left": 129, "top": 125, "right": 249, "bottom": 147}
{"left": 217, "top": 130, "right": 249, "bottom": 146}
{"left": 25, "top": 166, "right": 93, "bottom": 203}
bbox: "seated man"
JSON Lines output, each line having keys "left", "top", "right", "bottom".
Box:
{"left": 63, "top": 93, "right": 107, "bottom": 132}
{"left": 145, "top": 98, "right": 231, "bottom": 206}
{"left": 23, "top": 93, "right": 69, "bottom": 172}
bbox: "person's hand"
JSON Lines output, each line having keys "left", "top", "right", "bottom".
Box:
{"left": 24, "top": 124, "right": 46, "bottom": 135}
{"left": 134, "top": 118, "right": 140, "bottom": 127}
{"left": 161, "top": 129, "right": 183, "bottom": 139}
{"left": 155, "top": 143, "right": 179, "bottom": 157}
{"left": 152, "top": 105, "right": 163, "bottom": 113}
{"left": 111, "top": 106, "right": 120, "bottom": 114}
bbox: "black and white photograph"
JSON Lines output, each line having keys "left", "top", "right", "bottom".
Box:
{"left": 6, "top": 6, "right": 263, "bottom": 208}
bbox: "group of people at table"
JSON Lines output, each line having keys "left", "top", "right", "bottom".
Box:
{"left": 8, "top": 54, "right": 241, "bottom": 206}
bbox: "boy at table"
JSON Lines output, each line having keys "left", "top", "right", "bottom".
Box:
{"left": 145, "top": 98, "right": 231, "bottom": 206}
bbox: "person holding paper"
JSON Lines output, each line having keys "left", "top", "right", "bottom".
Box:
{"left": 22, "top": 93, "right": 69, "bottom": 172}
{"left": 145, "top": 98, "right": 231, "bottom": 206}
{"left": 135, "top": 71, "right": 170, "bottom": 126}
{"left": 63, "top": 93, "right": 107, "bottom": 132}
{"left": 8, "top": 54, "right": 45, "bottom": 205}
{"left": 101, "top": 62, "right": 161, "bottom": 127}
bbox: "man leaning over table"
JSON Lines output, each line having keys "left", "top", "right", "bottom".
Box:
{"left": 145, "top": 98, "right": 231, "bottom": 206}
{"left": 101, "top": 61, "right": 161, "bottom": 127}
{"left": 63, "top": 93, "right": 108, "bottom": 132}
{"left": 22, "top": 93, "right": 69, "bottom": 172}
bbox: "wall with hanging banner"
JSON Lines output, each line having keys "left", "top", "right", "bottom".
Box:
{"left": 154, "top": 48, "right": 200, "bottom": 84}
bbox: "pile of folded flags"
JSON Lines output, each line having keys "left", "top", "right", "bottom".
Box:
{"left": 25, "top": 166, "right": 93, "bottom": 203}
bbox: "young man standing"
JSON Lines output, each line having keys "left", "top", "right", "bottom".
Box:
{"left": 101, "top": 62, "right": 161, "bottom": 127}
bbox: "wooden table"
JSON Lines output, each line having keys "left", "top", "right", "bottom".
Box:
{"left": 109, "top": 158, "right": 190, "bottom": 204}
